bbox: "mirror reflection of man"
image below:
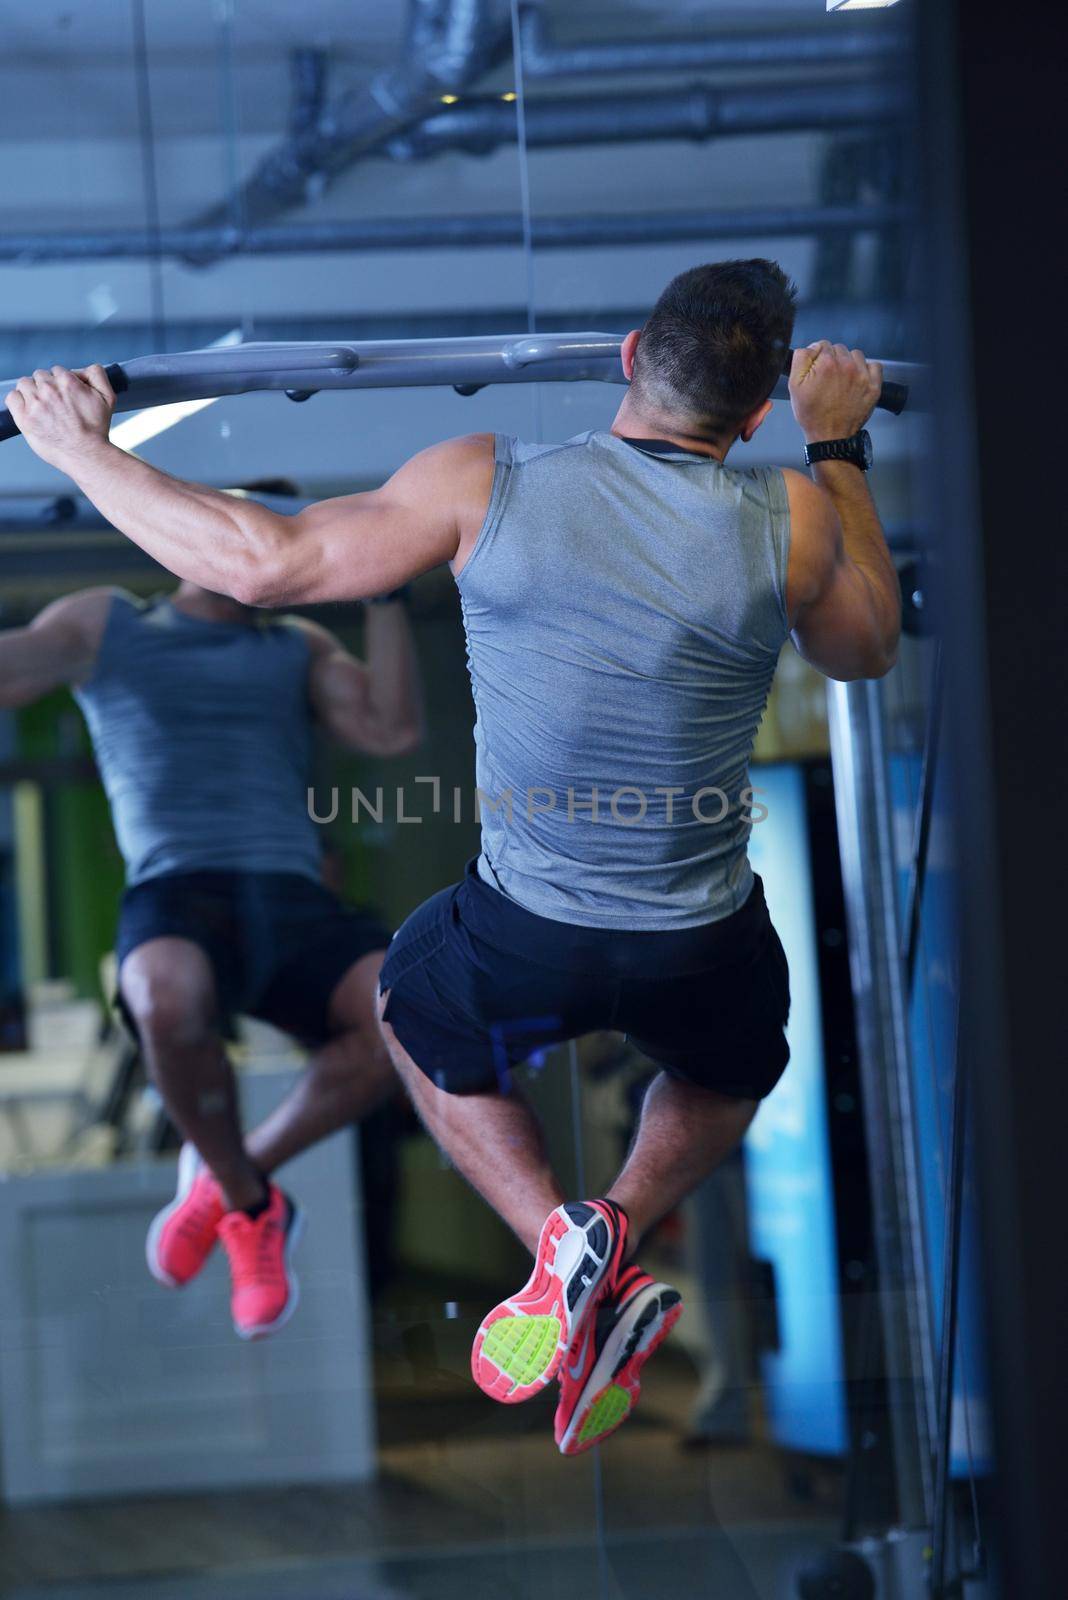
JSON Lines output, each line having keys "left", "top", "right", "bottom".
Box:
{"left": 7, "top": 258, "right": 899, "bottom": 1444}
{"left": 0, "top": 500, "right": 422, "bottom": 1338}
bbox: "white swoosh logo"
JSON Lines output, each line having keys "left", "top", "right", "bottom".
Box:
{"left": 568, "top": 1323, "right": 594, "bottom": 1381}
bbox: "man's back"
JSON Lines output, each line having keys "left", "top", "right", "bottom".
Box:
{"left": 458, "top": 430, "right": 790, "bottom": 929}
{"left": 74, "top": 591, "right": 321, "bottom": 885}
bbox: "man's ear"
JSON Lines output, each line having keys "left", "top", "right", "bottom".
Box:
{"left": 620, "top": 328, "right": 642, "bottom": 381}
{"left": 738, "top": 398, "right": 773, "bottom": 444}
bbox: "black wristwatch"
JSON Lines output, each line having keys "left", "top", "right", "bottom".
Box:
{"left": 804, "top": 429, "right": 873, "bottom": 472}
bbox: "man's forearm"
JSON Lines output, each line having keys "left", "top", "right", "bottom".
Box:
{"left": 809, "top": 459, "right": 901, "bottom": 649}
{"left": 363, "top": 600, "right": 424, "bottom": 743}
{"left": 56, "top": 441, "right": 288, "bottom": 603}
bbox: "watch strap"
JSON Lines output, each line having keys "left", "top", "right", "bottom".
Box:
{"left": 804, "top": 434, "right": 869, "bottom": 469}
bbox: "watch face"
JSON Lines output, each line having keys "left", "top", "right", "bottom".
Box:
{"left": 858, "top": 429, "right": 873, "bottom": 469}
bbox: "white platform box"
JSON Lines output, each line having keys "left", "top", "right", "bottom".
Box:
{"left": 0, "top": 1066, "right": 375, "bottom": 1504}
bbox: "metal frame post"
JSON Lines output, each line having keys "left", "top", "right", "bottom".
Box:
{"left": 827, "top": 677, "right": 937, "bottom": 1531}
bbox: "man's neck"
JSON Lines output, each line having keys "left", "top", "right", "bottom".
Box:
{"left": 170, "top": 585, "right": 257, "bottom": 625}
{"left": 610, "top": 399, "right": 732, "bottom": 461}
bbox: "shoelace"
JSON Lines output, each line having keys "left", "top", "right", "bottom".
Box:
{"left": 220, "top": 1211, "right": 283, "bottom": 1289}
{"left": 175, "top": 1181, "right": 223, "bottom": 1242}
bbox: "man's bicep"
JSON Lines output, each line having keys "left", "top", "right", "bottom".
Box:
{"left": 298, "top": 620, "right": 367, "bottom": 700}
{"left": 282, "top": 492, "right": 446, "bottom": 603}
{"left": 784, "top": 469, "right": 889, "bottom": 682}
{"left": 0, "top": 588, "right": 110, "bottom": 705}
{"left": 285, "top": 437, "right": 490, "bottom": 604}
{"left": 306, "top": 634, "right": 373, "bottom": 733}
{"left": 783, "top": 469, "right": 839, "bottom": 618}
{"left": 791, "top": 557, "right": 889, "bottom": 681}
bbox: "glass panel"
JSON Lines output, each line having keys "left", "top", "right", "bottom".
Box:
{"left": 506, "top": 2, "right": 994, "bottom": 1596}
{"left": 0, "top": 2, "right": 999, "bottom": 1598}
{"left": 0, "top": 4, "right": 600, "bottom": 1594}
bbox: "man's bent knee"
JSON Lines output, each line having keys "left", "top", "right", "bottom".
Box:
{"left": 327, "top": 948, "right": 386, "bottom": 1036}
{"left": 121, "top": 956, "right": 217, "bottom": 1051}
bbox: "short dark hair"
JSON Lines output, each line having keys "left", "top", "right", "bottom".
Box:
{"left": 631, "top": 259, "right": 798, "bottom": 436}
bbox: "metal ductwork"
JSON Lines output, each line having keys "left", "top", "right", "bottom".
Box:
{"left": 287, "top": 48, "right": 329, "bottom": 144}
{"left": 387, "top": 80, "right": 906, "bottom": 161}
{"left": 186, "top": 0, "right": 511, "bottom": 251}
{"left": 0, "top": 203, "right": 907, "bottom": 265}
{"left": 516, "top": 5, "right": 905, "bottom": 77}
{"left": 182, "top": 2, "right": 905, "bottom": 262}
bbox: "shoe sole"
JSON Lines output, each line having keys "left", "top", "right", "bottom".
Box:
{"left": 471, "top": 1202, "right": 623, "bottom": 1405}
{"left": 233, "top": 1203, "right": 305, "bottom": 1342}
{"left": 145, "top": 1142, "right": 203, "bottom": 1290}
{"left": 557, "top": 1281, "right": 684, "bottom": 1456}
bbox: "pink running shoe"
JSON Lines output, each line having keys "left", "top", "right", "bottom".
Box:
{"left": 217, "top": 1185, "right": 304, "bottom": 1340}
{"left": 145, "top": 1143, "right": 224, "bottom": 1289}
{"left": 554, "top": 1263, "right": 683, "bottom": 1456}
{"left": 471, "top": 1199, "right": 628, "bottom": 1404}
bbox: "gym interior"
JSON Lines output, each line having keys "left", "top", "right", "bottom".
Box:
{"left": 0, "top": 2, "right": 1063, "bottom": 1598}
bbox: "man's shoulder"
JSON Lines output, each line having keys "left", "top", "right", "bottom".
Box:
{"left": 421, "top": 432, "right": 498, "bottom": 470}
{"left": 36, "top": 584, "right": 121, "bottom": 635}
{"left": 508, "top": 430, "right": 597, "bottom": 466}
{"left": 781, "top": 468, "right": 837, "bottom": 543}
{"left": 415, "top": 429, "right": 592, "bottom": 486}
{"left": 27, "top": 586, "right": 120, "bottom": 688}
{"left": 395, "top": 432, "right": 497, "bottom": 507}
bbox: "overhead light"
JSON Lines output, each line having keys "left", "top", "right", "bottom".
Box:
{"left": 111, "top": 328, "right": 241, "bottom": 452}
{"left": 827, "top": 0, "right": 901, "bottom": 8}
{"left": 440, "top": 93, "right": 459, "bottom": 104}
{"left": 111, "top": 395, "right": 220, "bottom": 451}
{"left": 501, "top": 91, "right": 517, "bottom": 102}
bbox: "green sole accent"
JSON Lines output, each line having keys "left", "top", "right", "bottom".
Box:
{"left": 483, "top": 1314, "right": 562, "bottom": 1387}
{"left": 578, "top": 1383, "right": 631, "bottom": 1445}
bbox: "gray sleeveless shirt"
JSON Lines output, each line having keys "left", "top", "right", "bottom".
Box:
{"left": 457, "top": 431, "right": 790, "bottom": 929}
{"left": 74, "top": 593, "right": 322, "bottom": 886}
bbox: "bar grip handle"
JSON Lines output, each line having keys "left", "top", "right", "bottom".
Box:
{"left": 0, "top": 362, "right": 129, "bottom": 443}
{"left": 782, "top": 350, "right": 908, "bottom": 415}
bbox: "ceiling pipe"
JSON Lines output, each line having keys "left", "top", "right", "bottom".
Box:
{"left": 516, "top": 5, "right": 906, "bottom": 76}
{"left": 387, "top": 79, "right": 907, "bottom": 160}
{"left": 184, "top": 1, "right": 906, "bottom": 262}
{"left": 0, "top": 202, "right": 908, "bottom": 265}
{"left": 185, "top": 0, "right": 511, "bottom": 252}
{"left": 288, "top": 48, "right": 329, "bottom": 144}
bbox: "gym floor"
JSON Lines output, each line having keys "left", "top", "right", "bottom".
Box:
{"left": 0, "top": 1302, "right": 841, "bottom": 1599}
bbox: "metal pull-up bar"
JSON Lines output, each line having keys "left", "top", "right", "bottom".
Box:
{"left": 0, "top": 333, "right": 923, "bottom": 444}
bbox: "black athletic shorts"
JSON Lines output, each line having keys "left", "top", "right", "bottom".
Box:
{"left": 379, "top": 859, "right": 790, "bottom": 1099}
{"left": 116, "top": 870, "right": 392, "bottom": 1046}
